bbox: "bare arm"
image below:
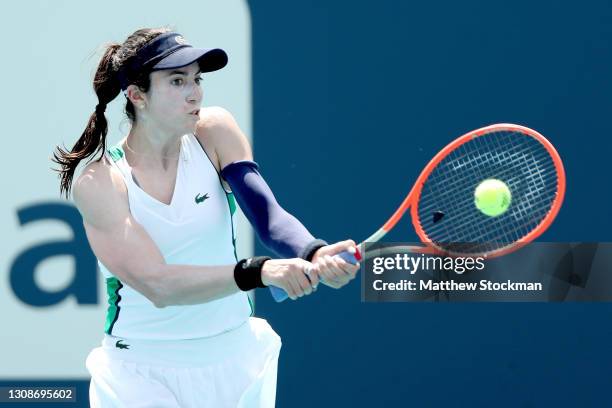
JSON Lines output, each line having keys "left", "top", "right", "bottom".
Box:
{"left": 73, "top": 158, "right": 241, "bottom": 308}
{"left": 73, "top": 157, "right": 313, "bottom": 306}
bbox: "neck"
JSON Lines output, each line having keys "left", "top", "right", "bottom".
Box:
{"left": 125, "top": 121, "right": 183, "bottom": 164}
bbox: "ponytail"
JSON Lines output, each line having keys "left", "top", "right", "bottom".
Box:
{"left": 53, "top": 43, "right": 121, "bottom": 198}
{"left": 53, "top": 27, "right": 171, "bottom": 198}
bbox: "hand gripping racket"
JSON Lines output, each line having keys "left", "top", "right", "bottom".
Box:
{"left": 270, "top": 124, "right": 566, "bottom": 302}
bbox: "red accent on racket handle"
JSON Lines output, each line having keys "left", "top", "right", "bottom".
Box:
{"left": 337, "top": 248, "right": 361, "bottom": 264}
{"left": 354, "top": 247, "right": 363, "bottom": 261}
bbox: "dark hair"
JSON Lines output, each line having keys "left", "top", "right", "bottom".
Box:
{"left": 52, "top": 27, "right": 171, "bottom": 198}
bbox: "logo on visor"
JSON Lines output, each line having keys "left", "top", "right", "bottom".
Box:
{"left": 175, "top": 35, "right": 188, "bottom": 45}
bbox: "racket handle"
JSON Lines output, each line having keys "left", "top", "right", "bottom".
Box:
{"left": 269, "top": 285, "right": 289, "bottom": 302}
{"left": 337, "top": 249, "right": 361, "bottom": 264}
{"left": 269, "top": 247, "right": 362, "bottom": 302}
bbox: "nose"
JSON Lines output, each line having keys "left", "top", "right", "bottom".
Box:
{"left": 187, "top": 82, "right": 203, "bottom": 105}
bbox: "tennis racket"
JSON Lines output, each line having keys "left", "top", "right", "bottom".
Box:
{"left": 270, "top": 123, "right": 566, "bottom": 302}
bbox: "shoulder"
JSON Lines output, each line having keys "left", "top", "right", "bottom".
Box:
{"left": 195, "top": 106, "right": 236, "bottom": 129}
{"left": 195, "top": 106, "right": 253, "bottom": 169}
{"left": 72, "top": 155, "right": 129, "bottom": 229}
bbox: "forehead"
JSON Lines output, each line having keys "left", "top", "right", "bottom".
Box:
{"left": 151, "top": 61, "right": 201, "bottom": 79}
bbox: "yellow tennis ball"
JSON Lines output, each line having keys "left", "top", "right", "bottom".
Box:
{"left": 474, "top": 179, "right": 512, "bottom": 217}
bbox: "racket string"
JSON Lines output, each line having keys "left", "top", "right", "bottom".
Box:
{"left": 424, "top": 153, "right": 555, "bottom": 241}
{"left": 425, "top": 137, "right": 556, "bottom": 247}
{"left": 421, "top": 138, "right": 543, "bottom": 235}
{"left": 416, "top": 130, "right": 559, "bottom": 254}
{"left": 432, "top": 133, "right": 556, "bottom": 247}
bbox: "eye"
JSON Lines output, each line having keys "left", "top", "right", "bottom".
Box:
{"left": 171, "top": 77, "right": 184, "bottom": 86}
{"left": 195, "top": 76, "right": 203, "bottom": 85}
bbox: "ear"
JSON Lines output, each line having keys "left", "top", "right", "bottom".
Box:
{"left": 125, "top": 84, "right": 147, "bottom": 107}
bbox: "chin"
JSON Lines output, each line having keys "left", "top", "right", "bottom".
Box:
{"left": 173, "top": 123, "right": 197, "bottom": 136}
{"left": 185, "top": 123, "right": 198, "bottom": 134}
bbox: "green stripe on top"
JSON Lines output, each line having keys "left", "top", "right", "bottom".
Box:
{"left": 104, "top": 277, "right": 123, "bottom": 335}
{"left": 247, "top": 292, "right": 255, "bottom": 316}
{"left": 108, "top": 146, "right": 124, "bottom": 163}
{"left": 227, "top": 192, "right": 237, "bottom": 216}
{"left": 223, "top": 192, "right": 252, "bottom": 315}
{"left": 225, "top": 191, "right": 238, "bottom": 261}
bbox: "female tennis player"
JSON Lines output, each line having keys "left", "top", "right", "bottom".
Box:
{"left": 53, "top": 27, "right": 359, "bottom": 407}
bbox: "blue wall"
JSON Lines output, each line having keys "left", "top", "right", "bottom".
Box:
{"left": 249, "top": 1, "right": 612, "bottom": 407}
{"left": 8, "top": 3, "right": 609, "bottom": 407}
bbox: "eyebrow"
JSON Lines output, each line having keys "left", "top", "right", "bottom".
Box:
{"left": 165, "top": 69, "right": 202, "bottom": 76}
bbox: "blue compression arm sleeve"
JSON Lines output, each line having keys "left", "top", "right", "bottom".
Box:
{"left": 220, "top": 160, "right": 327, "bottom": 260}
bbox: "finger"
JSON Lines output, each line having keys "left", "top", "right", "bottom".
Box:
{"left": 289, "top": 286, "right": 299, "bottom": 301}
{"left": 325, "top": 259, "right": 353, "bottom": 287}
{"left": 350, "top": 262, "right": 361, "bottom": 279}
{"left": 323, "top": 279, "right": 342, "bottom": 289}
{"left": 318, "top": 255, "right": 330, "bottom": 269}
{"left": 347, "top": 265, "right": 360, "bottom": 280}
{"left": 317, "top": 268, "right": 333, "bottom": 284}
{"left": 317, "top": 264, "right": 337, "bottom": 283}
{"left": 334, "top": 257, "right": 354, "bottom": 276}
{"left": 285, "top": 279, "right": 299, "bottom": 300}
{"left": 298, "top": 273, "right": 313, "bottom": 296}
{"left": 290, "top": 272, "right": 306, "bottom": 298}
{"left": 305, "top": 264, "right": 320, "bottom": 289}
{"left": 296, "top": 264, "right": 313, "bottom": 296}
{"left": 325, "top": 255, "right": 345, "bottom": 280}
{"left": 332, "top": 275, "right": 350, "bottom": 287}
{"left": 315, "top": 257, "right": 331, "bottom": 279}
{"left": 343, "top": 239, "right": 357, "bottom": 250}
{"left": 336, "top": 258, "right": 361, "bottom": 280}
{"left": 338, "top": 239, "right": 358, "bottom": 253}
{"left": 323, "top": 239, "right": 356, "bottom": 256}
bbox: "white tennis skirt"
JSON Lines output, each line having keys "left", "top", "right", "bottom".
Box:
{"left": 85, "top": 317, "right": 282, "bottom": 408}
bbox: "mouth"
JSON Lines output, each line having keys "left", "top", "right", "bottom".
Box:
{"left": 189, "top": 109, "right": 200, "bottom": 117}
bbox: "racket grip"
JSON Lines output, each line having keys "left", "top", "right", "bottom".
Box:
{"left": 269, "top": 286, "right": 289, "bottom": 302}
{"left": 269, "top": 247, "right": 362, "bottom": 302}
{"left": 337, "top": 249, "right": 361, "bottom": 264}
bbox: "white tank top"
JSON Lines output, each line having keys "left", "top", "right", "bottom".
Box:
{"left": 99, "top": 133, "right": 253, "bottom": 340}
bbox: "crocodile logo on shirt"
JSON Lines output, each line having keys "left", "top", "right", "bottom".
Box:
{"left": 195, "top": 193, "right": 210, "bottom": 204}
{"left": 115, "top": 340, "right": 130, "bottom": 350}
